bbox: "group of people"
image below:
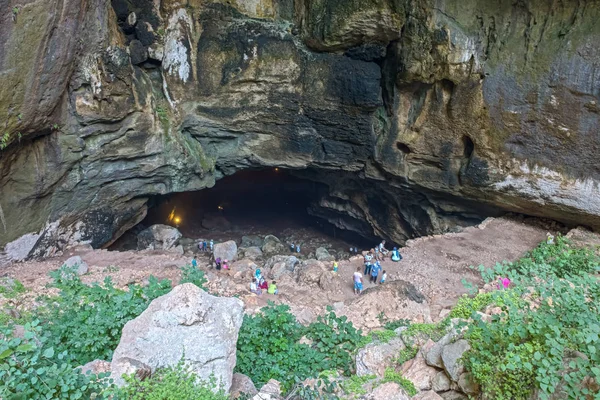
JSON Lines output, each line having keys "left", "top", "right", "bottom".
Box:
{"left": 197, "top": 239, "right": 214, "bottom": 252}
{"left": 350, "top": 240, "right": 402, "bottom": 294}
{"left": 289, "top": 243, "right": 301, "bottom": 253}
{"left": 250, "top": 268, "right": 278, "bottom": 295}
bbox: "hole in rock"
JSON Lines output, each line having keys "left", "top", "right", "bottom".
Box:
{"left": 111, "top": 169, "right": 378, "bottom": 253}
{"left": 463, "top": 135, "right": 474, "bottom": 159}
{"left": 397, "top": 142, "right": 412, "bottom": 154}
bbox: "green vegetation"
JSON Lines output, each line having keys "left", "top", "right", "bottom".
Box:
{"left": 0, "top": 278, "right": 26, "bottom": 298}
{"left": 340, "top": 374, "right": 375, "bottom": 395}
{"left": 397, "top": 344, "right": 418, "bottom": 365}
{"left": 235, "top": 303, "right": 364, "bottom": 392}
{"left": 0, "top": 132, "right": 10, "bottom": 149}
{"left": 156, "top": 106, "right": 170, "bottom": 133}
{"left": 0, "top": 322, "right": 116, "bottom": 399}
{"left": 120, "top": 361, "right": 228, "bottom": 400}
{"left": 369, "top": 329, "right": 397, "bottom": 344}
{"left": 403, "top": 322, "right": 447, "bottom": 342}
{"left": 448, "top": 292, "right": 494, "bottom": 320}
{"left": 463, "top": 236, "right": 600, "bottom": 400}
{"left": 381, "top": 368, "right": 417, "bottom": 396}
{"left": 180, "top": 264, "right": 208, "bottom": 289}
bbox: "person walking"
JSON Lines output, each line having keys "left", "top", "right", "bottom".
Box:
{"left": 353, "top": 266, "right": 363, "bottom": 295}
{"left": 370, "top": 261, "right": 381, "bottom": 283}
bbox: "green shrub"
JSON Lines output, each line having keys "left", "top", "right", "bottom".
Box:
{"left": 381, "top": 368, "right": 417, "bottom": 396}
{"left": 397, "top": 344, "right": 418, "bottom": 365}
{"left": 383, "top": 318, "right": 410, "bottom": 331}
{"left": 341, "top": 374, "right": 375, "bottom": 395}
{"left": 0, "top": 278, "right": 26, "bottom": 298}
{"left": 464, "top": 238, "right": 600, "bottom": 400}
{"left": 118, "top": 361, "right": 228, "bottom": 400}
{"left": 369, "top": 329, "right": 397, "bottom": 344}
{"left": 235, "top": 303, "right": 363, "bottom": 392}
{"left": 448, "top": 292, "right": 494, "bottom": 320}
{"left": 43, "top": 266, "right": 172, "bottom": 365}
{"left": 180, "top": 264, "right": 207, "bottom": 289}
{"left": 0, "top": 322, "right": 115, "bottom": 399}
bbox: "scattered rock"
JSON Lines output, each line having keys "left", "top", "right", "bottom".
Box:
{"left": 78, "top": 359, "right": 111, "bottom": 375}
{"left": 364, "top": 382, "right": 410, "bottom": 400}
{"left": 356, "top": 337, "right": 405, "bottom": 377}
{"left": 413, "top": 391, "right": 444, "bottom": 400}
{"left": 432, "top": 370, "right": 452, "bottom": 392}
{"left": 110, "top": 283, "right": 244, "bottom": 391}
{"left": 315, "top": 247, "right": 334, "bottom": 261}
{"left": 261, "top": 235, "right": 285, "bottom": 254}
{"left": 230, "top": 373, "right": 258, "bottom": 399}
{"left": 241, "top": 235, "right": 264, "bottom": 248}
{"left": 424, "top": 332, "right": 454, "bottom": 369}
{"left": 441, "top": 339, "right": 470, "bottom": 382}
{"left": 400, "top": 350, "right": 438, "bottom": 390}
{"left": 264, "top": 255, "right": 299, "bottom": 280}
{"left": 137, "top": 224, "right": 182, "bottom": 250}
{"left": 457, "top": 372, "right": 479, "bottom": 395}
{"left": 63, "top": 255, "right": 89, "bottom": 275}
{"left": 214, "top": 240, "right": 238, "bottom": 262}
{"left": 202, "top": 213, "right": 231, "bottom": 230}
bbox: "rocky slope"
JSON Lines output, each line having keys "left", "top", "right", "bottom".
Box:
{"left": 1, "top": 0, "right": 599, "bottom": 258}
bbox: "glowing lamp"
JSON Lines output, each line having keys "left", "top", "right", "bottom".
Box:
{"left": 218, "top": 205, "right": 224, "bottom": 210}
{"left": 274, "top": 167, "right": 279, "bottom": 172}
{"left": 174, "top": 217, "right": 181, "bottom": 224}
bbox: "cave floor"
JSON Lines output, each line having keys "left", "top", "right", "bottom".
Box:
{"left": 1, "top": 216, "right": 553, "bottom": 330}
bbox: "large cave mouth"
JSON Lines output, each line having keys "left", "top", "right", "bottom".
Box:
{"left": 110, "top": 168, "right": 380, "bottom": 252}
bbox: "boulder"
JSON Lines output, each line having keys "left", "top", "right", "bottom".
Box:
{"left": 400, "top": 350, "right": 438, "bottom": 391}
{"left": 439, "top": 391, "right": 468, "bottom": 400}
{"left": 4, "top": 233, "right": 40, "bottom": 261}
{"left": 295, "top": 259, "right": 327, "bottom": 286}
{"left": 315, "top": 247, "right": 334, "bottom": 262}
{"left": 230, "top": 373, "right": 258, "bottom": 399}
{"left": 364, "top": 382, "right": 410, "bottom": 400}
{"left": 137, "top": 224, "right": 182, "bottom": 250}
{"left": 425, "top": 333, "right": 454, "bottom": 369}
{"left": 78, "top": 359, "right": 111, "bottom": 375}
{"left": 110, "top": 283, "right": 244, "bottom": 391}
{"left": 432, "top": 371, "right": 452, "bottom": 392}
{"left": 63, "top": 255, "right": 89, "bottom": 275}
{"left": 457, "top": 372, "right": 479, "bottom": 395}
{"left": 241, "top": 235, "right": 263, "bottom": 248}
{"left": 264, "top": 255, "right": 299, "bottom": 280}
{"left": 201, "top": 213, "right": 231, "bottom": 230}
{"left": 214, "top": 240, "right": 238, "bottom": 262}
{"left": 441, "top": 339, "right": 470, "bottom": 382}
{"left": 259, "top": 379, "right": 281, "bottom": 397}
{"left": 356, "top": 337, "right": 405, "bottom": 377}
{"left": 242, "top": 246, "right": 263, "bottom": 260}
{"left": 129, "top": 39, "right": 148, "bottom": 65}
{"left": 261, "top": 235, "right": 285, "bottom": 254}
{"left": 412, "top": 391, "right": 444, "bottom": 400}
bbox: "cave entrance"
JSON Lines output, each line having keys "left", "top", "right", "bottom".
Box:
{"left": 111, "top": 168, "right": 377, "bottom": 253}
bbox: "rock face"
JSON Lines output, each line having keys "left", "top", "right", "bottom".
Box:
{"left": 214, "top": 240, "right": 238, "bottom": 262}
{"left": 2, "top": 0, "right": 600, "bottom": 256}
{"left": 356, "top": 337, "right": 405, "bottom": 377}
{"left": 137, "top": 225, "right": 182, "bottom": 251}
{"left": 110, "top": 283, "right": 244, "bottom": 391}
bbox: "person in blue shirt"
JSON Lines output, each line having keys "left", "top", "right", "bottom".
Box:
{"left": 191, "top": 256, "right": 198, "bottom": 268}
{"left": 370, "top": 261, "right": 381, "bottom": 283}
{"left": 391, "top": 247, "right": 402, "bottom": 262}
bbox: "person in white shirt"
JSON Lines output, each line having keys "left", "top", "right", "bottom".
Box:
{"left": 353, "top": 266, "right": 363, "bottom": 295}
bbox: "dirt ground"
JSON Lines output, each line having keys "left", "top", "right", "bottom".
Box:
{"left": 0, "top": 215, "right": 557, "bottom": 329}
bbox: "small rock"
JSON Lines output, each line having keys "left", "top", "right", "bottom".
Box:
{"left": 424, "top": 333, "right": 453, "bottom": 368}
{"left": 260, "top": 379, "right": 281, "bottom": 397}
{"left": 439, "top": 390, "right": 468, "bottom": 400}
{"left": 78, "top": 359, "right": 111, "bottom": 375}
{"left": 441, "top": 339, "right": 470, "bottom": 382}
{"left": 214, "top": 240, "right": 238, "bottom": 262}
{"left": 63, "top": 256, "right": 89, "bottom": 275}
{"left": 230, "top": 373, "right": 258, "bottom": 399}
{"left": 432, "top": 370, "right": 452, "bottom": 392}
{"left": 126, "top": 12, "right": 137, "bottom": 27}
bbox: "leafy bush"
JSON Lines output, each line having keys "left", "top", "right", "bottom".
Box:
{"left": 180, "top": 264, "right": 207, "bottom": 289}
{"left": 340, "top": 374, "right": 375, "bottom": 395}
{"left": 381, "top": 368, "right": 417, "bottom": 396}
{"left": 236, "top": 303, "right": 363, "bottom": 392}
{"left": 464, "top": 238, "right": 600, "bottom": 400}
{"left": 43, "top": 266, "right": 172, "bottom": 365}
{"left": 118, "top": 361, "right": 228, "bottom": 400}
{"left": 448, "top": 292, "right": 494, "bottom": 320}
{"left": 0, "top": 322, "right": 115, "bottom": 399}
{"left": 397, "top": 344, "right": 418, "bottom": 365}
{"left": 383, "top": 318, "right": 410, "bottom": 331}
{"left": 0, "top": 278, "right": 26, "bottom": 298}
{"left": 368, "top": 329, "right": 397, "bottom": 344}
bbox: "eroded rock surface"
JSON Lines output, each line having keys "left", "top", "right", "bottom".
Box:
{"left": 2, "top": 0, "right": 600, "bottom": 258}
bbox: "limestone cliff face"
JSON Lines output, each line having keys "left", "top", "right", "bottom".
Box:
{"left": 1, "top": 0, "right": 599, "bottom": 258}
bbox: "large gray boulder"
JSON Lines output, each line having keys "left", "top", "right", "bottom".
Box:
{"left": 315, "top": 247, "right": 334, "bottom": 262}
{"left": 241, "top": 235, "right": 263, "bottom": 248}
{"left": 110, "top": 283, "right": 244, "bottom": 391}
{"left": 137, "top": 224, "right": 182, "bottom": 250}
{"left": 264, "top": 255, "right": 299, "bottom": 279}
{"left": 261, "top": 235, "right": 285, "bottom": 254}
{"left": 214, "top": 240, "right": 238, "bottom": 262}
{"left": 356, "top": 337, "right": 405, "bottom": 377}
{"left": 441, "top": 339, "right": 470, "bottom": 382}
